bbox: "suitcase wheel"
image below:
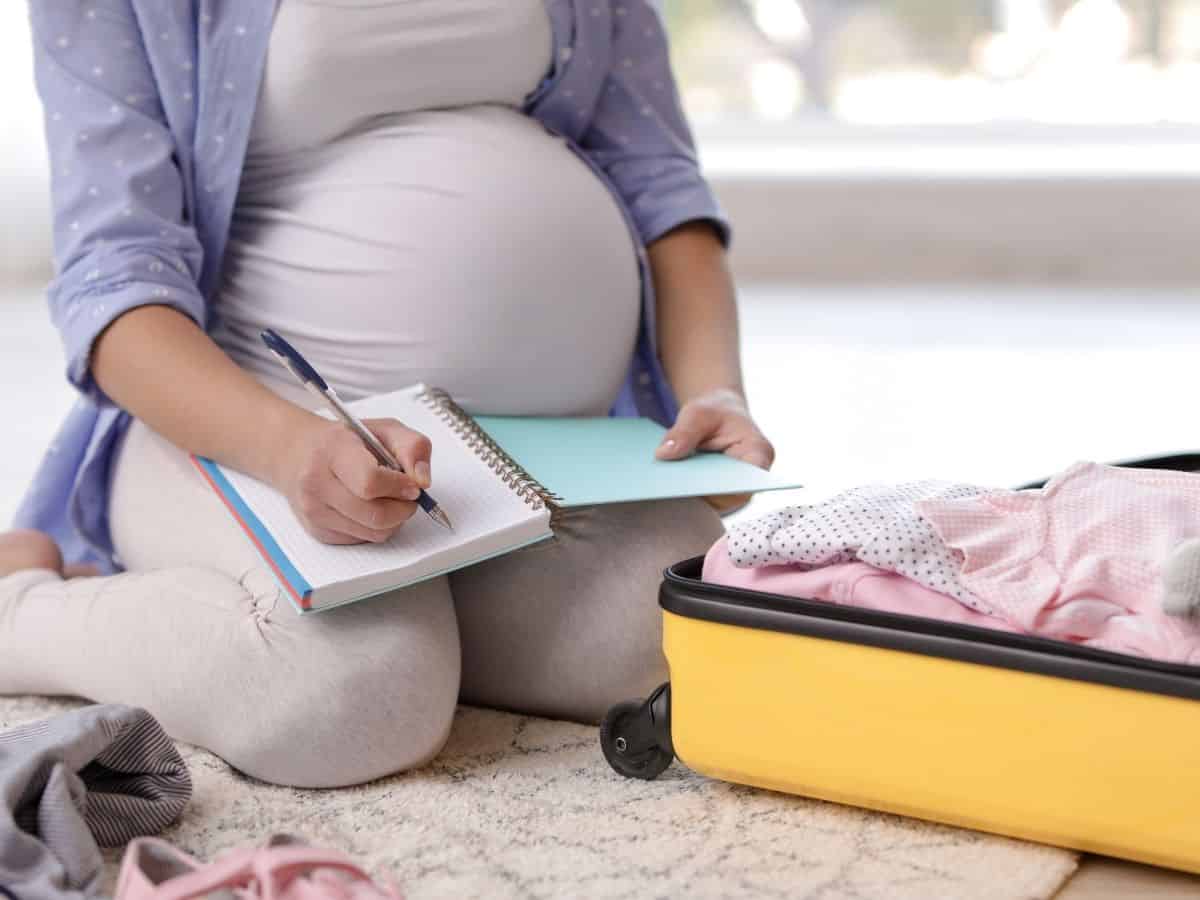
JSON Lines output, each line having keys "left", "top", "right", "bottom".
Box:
{"left": 600, "top": 682, "right": 674, "bottom": 780}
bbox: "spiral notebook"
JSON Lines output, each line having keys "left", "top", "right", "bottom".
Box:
{"left": 194, "top": 383, "right": 800, "bottom": 613}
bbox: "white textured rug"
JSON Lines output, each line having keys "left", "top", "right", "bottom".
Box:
{"left": 2, "top": 695, "right": 1076, "bottom": 900}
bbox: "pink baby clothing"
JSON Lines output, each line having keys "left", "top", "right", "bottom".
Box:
{"left": 725, "top": 482, "right": 992, "bottom": 614}
{"left": 703, "top": 537, "right": 1018, "bottom": 633}
{"left": 116, "top": 836, "right": 403, "bottom": 900}
{"left": 916, "top": 462, "right": 1200, "bottom": 664}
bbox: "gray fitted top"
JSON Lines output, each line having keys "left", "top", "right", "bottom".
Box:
{"left": 213, "top": 0, "right": 641, "bottom": 415}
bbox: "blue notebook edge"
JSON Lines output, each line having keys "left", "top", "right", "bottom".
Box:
{"left": 191, "top": 456, "right": 314, "bottom": 610}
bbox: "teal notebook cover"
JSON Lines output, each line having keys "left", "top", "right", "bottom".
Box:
{"left": 473, "top": 415, "right": 801, "bottom": 508}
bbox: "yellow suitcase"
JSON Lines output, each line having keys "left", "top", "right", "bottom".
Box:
{"left": 600, "top": 455, "right": 1200, "bottom": 874}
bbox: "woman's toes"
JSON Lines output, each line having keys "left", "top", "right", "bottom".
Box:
{"left": 0, "top": 529, "right": 64, "bottom": 577}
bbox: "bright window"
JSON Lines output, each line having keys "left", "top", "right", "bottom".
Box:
{"left": 663, "top": 0, "right": 1200, "bottom": 126}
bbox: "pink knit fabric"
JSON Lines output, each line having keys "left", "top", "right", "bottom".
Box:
{"left": 702, "top": 537, "right": 1018, "bottom": 633}
{"left": 916, "top": 462, "right": 1200, "bottom": 663}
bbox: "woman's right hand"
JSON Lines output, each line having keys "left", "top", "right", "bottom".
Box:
{"left": 272, "top": 416, "right": 433, "bottom": 545}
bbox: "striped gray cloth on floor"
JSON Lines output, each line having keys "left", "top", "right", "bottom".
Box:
{"left": 0, "top": 705, "right": 191, "bottom": 900}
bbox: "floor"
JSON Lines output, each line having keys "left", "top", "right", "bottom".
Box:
{"left": 4, "top": 281, "right": 1200, "bottom": 896}
{"left": 0, "top": 696, "right": 1080, "bottom": 900}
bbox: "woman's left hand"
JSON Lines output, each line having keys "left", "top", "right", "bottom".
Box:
{"left": 655, "top": 389, "right": 775, "bottom": 470}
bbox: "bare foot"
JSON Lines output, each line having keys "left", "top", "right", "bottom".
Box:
{"left": 0, "top": 529, "right": 64, "bottom": 578}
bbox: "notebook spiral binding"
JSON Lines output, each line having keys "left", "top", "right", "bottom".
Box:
{"left": 419, "top": 387, "right": 565, "bottom": 528}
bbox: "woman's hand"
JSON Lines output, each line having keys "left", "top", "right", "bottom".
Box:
{"left": 272, "top": 417, "right": 433, "bottom": 545}
{"left": 655, "top": 388, "right": 775, "bottom": 470}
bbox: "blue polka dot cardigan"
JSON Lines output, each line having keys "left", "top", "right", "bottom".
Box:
{"left": 16, "top": 1, "right": 730, "bottom": 572}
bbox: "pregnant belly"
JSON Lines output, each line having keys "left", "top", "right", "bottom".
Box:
{"left": 213, "top": 105, "right": 641, "bottom": 416}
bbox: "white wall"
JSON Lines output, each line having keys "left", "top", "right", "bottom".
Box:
{"left": 1, "top": 6, "right": 52, "bottom": 283}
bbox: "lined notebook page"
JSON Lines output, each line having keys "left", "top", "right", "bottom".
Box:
{"left": 219, "top": 385, "right": 550, "bottom": 591}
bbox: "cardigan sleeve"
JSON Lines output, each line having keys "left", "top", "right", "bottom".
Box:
{"left": 576, "top": 2, "right": 731, "bottom": 248}
{"left": 28, "top": 1, "right": 207, "bottom": 407}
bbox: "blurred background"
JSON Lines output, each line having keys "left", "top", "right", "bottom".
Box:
{"left": 668, "top": 0, "right": 1200, "bottom": 126}
{"left": 4, "top": 0, "right": 1200, "bottom": 526}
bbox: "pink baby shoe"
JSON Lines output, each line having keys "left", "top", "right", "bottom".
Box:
{"left": 115, "top": 835, "right": 403, "bottom": 900}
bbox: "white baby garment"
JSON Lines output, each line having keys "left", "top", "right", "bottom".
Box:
{"left": 727, "top": 482, "right": 993, "bottom": 614}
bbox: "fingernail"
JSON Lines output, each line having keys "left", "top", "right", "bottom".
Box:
{"left": 659, "top": 439, "right": 677, "bottom": 453}
{"left": 415, "top": 461, "right": 431, "bottom": 487}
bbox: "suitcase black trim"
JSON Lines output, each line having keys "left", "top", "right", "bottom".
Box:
{"left": 662, "top": 557, "right": 1200, "bottom": 703}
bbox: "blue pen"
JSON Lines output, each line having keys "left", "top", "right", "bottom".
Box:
{"left": 260, "top": 328, "right": 454, "bottom": 532}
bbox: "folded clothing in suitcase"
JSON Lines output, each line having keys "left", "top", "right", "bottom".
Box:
{"left": 601, "top": 454, "right": 1200, "bottom": 874}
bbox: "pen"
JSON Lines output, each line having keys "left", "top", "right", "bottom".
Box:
{"left": 259, "top": 328, "right": 454, "bottom": 532}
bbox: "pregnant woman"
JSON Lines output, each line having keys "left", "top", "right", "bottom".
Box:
{"left": 0, "top": 1, "right": 774, "bottom": 788}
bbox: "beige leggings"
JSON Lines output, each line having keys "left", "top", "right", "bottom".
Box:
{"left": 0, "top": 420, "right": 723, "bottom": 788}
